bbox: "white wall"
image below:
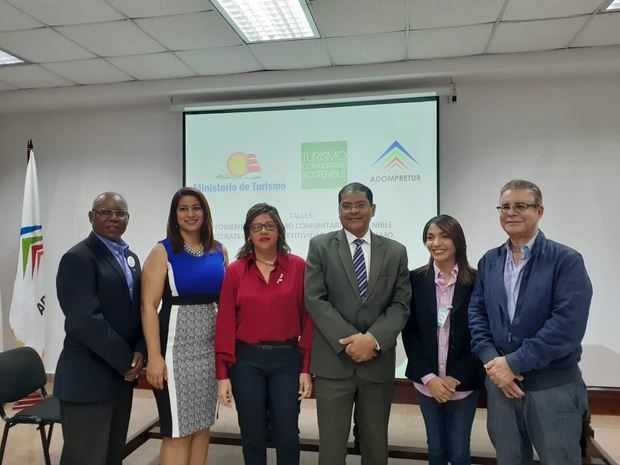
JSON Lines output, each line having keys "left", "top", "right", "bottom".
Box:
{"left": 1, "top": 73, "right": 618, "bottom": 372}
{"left": 440, "top": 74, "right": 620, "bottom": 357}
{"left": 0, "top": 104, "right": 182, "bottom": 369}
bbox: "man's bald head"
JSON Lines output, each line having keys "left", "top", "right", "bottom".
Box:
{"left": 89, "top": 192, "right": 130, "bottom": 242}
{"left": 92, "top": 192, "right": 127, "bottom": 211}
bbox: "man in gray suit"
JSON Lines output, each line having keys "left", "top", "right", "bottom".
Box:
{"left": 305, "top": 182, "right": 411, "bottom": 465}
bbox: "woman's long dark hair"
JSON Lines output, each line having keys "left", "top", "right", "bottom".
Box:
{"left": 237, "top": 203, "right": 290, "bottom": 258}
{"left": 422, "top": 214, "right": 475, "bottom": 286}
{"left": 166, "top": 187, "right": 218, "bottom": 253}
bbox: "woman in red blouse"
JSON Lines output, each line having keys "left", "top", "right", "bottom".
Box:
{"left": 215, "top": 203, "right": 313, "bottom": 465}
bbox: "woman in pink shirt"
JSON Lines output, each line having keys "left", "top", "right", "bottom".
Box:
{"left": 401, "top": 215, "right": 484, "bottom": 465}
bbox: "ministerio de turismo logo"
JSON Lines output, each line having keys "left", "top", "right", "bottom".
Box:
{"left": 194, "top": 151, "right": 286, "bottom": 193}
{"left": 216, "top": 151, "right": 262, "bottom": 179}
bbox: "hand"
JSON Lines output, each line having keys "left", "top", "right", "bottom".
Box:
{"left": 427, "top": 377, "right": 453, "bottom": 403}
{"left": 124, "top": 352, "right": 144, "bottom": 382}
{"left": 218, "top": 379, "right": 234, "bottom": 407}
{"left": 441, "top": 375, "right": 460, "bottom": 393}
{"left": 485, "top": 356, "right": 524, "bottom": 389}
{"left": 499, "top": 381, "right": 525, "bottom": 399}
{"left": 339, "top": 333, "right": 377, "bottom": 363}
{"left": 146, "top": 354, "right": 167, "bottom": 390}
{"left": 298, "top": 373, "right": 313, "bottom": 401}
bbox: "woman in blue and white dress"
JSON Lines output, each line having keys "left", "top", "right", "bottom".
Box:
{"left": 142, "top": 187, "right": 227, "bottom": 465}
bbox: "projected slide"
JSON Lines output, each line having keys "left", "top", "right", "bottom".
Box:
{"left": 185, "top": 96, "right": 438, "bottom": 377}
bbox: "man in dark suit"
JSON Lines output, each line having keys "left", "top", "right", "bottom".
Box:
{"left": 54, "top": 192, "right": 145, "bottom": 465}
{"left": 305, "top": 182, "right": 411, "bottom": 465}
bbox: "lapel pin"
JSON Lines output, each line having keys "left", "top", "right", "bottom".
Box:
{"left": 127, "top": 256, "right": 136, "bottom": 268}
{"left": 276, "top": 273, "right": 284, "bottom": 284}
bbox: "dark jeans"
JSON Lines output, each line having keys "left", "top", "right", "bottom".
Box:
{"left": 485, "top": 377, "right": 588, "bottom": 465}
{"left": 59, "top": 385, "right": 133, "bottom": 465}
{"left": 230, "top": 342, "right": 301, "bottom": 465}
{"left": 416, "top": 390, "right": 479, "bottom": 465}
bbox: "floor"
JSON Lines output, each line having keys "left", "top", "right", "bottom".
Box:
{"left": 1, "top": 388, "right": 619, "bottom": 465}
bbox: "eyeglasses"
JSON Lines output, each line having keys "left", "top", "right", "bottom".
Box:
{"left": 496, "top": 203, "right": 540, "bottom": 215}
{"left": 340, "top": 202, "right": 371, "bottom": 213}
{"left": 250, "top": 221, "right": 277, "bottom": 233}
{"left": 92, "top": 208, "right": 129, "bottom": 219}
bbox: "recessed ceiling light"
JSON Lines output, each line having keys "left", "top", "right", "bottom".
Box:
{"left": 0, "top": 49, "right": 23, "bottom": 66}
{"left": 606, "top": 0, "right": 620, "bottom": 10}
{"left": 212, "top": 0, "right": 319, "bottom": 43}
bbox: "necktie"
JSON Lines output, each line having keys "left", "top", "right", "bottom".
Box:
{"left": 353, "top": 239, "right": 367, "bottom": 298}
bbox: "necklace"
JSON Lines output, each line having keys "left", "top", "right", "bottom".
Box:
{"left": 255, "top": 255, "right": 276, "bottom": 266}
{"left": 183, "top": 242, "right": 204, "bottom": 257}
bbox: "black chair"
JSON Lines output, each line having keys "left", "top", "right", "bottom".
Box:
{"left": 0, "top": 346, "right": 61, "bottom": 465}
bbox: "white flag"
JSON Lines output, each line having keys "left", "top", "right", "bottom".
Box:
{"left": 9, "top": 152, "right": 46, "bottom": 353}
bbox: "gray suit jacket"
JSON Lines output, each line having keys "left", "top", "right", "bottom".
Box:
{"left": 305, "top": 229, "right": 411, "bottom": 383}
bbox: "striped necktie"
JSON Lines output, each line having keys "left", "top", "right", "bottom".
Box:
{"left": 353, "top": 238, "right": 367, "bottom": 298}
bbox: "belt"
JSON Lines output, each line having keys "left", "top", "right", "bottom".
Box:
{"left": 238, "top": 339, "right": 298, "bottom": 350}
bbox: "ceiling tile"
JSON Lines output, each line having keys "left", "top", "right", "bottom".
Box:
{"left": 502, "top": 0, "right": 603, "bottom": 21}
{"left": 6, "top": 0, "right": 125, "bottom": 25}
{"left": 488, "top": 17, "right": 586, "bottom": 53}
{"left": 571, "top": 12, "right": 620, "bottom": 47}
{"left": 0, "top": 2, "right": 44, "bottom": 31}
{"left": 0, "top": 28, "right": 95, "bottom": 62}
{"left": 0, "top": 63, "right": 74, "bottom": 88}
{"left": 250, "top": 39, "right": 331, "bottom": 69}
{"left": 107, "top": 0, "right": 213, "bottom": 18}
{"left": 136, "top": 11, "right": 242, "bottom": 50}
{"left": 107, "top": 52, "right": 197, "bottom": 79}
{"left": 327, "top": 32, "right": 405, "bottom": 65}
{"left": 408, "top": 24, "right": 492, "bottom": 59}
{"left": 57, "top": 20, "right": 166, "bottom": 56}
{"left": 0, "top": 79, "right": 18, "bottom": 91}
{"left": 410, "top": 0, "right": 504, "bottom": 29}
{"left": 42, "top": 58, "right": 133, "bottom": 84}
{"left": 176, "top": 46, "right": 262, "bottom": 75}
{"left": 310, "top": 0, "right": 407, "bottom": 37}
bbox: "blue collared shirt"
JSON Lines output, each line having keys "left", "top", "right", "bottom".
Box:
{"left": 94, "top": 233, "right": 134, "bottom": 298}
{"left": 504, "top": 232, "right": 538, "bottom": 322}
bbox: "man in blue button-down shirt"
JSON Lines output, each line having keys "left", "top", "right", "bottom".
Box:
{"left": 469, "top": 179, "right": 592, "bottom": 465}
{"left": 55, "top": 192, "right": 145, "bottom": 465}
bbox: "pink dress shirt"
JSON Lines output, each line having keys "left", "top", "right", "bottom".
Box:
{"left": 414, "top": 262, "right": 473, "bottom": 400}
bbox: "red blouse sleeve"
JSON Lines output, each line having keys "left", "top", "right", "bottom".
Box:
{"left": 215, "top": 262, "right": 239, "bottom": 379}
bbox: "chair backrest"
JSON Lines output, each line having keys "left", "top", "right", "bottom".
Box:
{"left": 0, "top": 347, "right": 47, "bottom": 403}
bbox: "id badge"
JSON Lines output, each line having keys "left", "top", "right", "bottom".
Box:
{"left": 437, "top": 306, "right": 452, "bottom": 328}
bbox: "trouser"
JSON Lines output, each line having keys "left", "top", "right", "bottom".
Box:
{"left": 485, "top": 377, "right": 588, "bottom": 465}
{"left": 59, "top": 385, "right": 133, "bottom": 465}
{"left": 416, "top": 390, "right": 479, "bottom": 465}
{"left": 230, "top": 341, "right": 301, "bottom": 465}
{"left": 314, "top": 374, "right": 393, "bottom": 465}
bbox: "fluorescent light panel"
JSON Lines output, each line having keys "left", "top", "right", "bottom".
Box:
{"left": 0, "top": 49, "right": 23, "bottom": 66}
{"left": 607, "top": 0, "right": 620, "bottom": 10}
{"left": 212, "top": 0, "right": 319, "bottom": 43}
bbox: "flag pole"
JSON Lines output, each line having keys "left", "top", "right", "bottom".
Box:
{"left": 27, "top": 139, "right": 33, "bottom": 162}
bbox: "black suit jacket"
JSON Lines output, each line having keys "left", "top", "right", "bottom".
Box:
{"left": 401, "top": 266, "right": 484, "bottom": 391}
{"left": 54, "top": 232, "right": 145, "bottom": 402}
